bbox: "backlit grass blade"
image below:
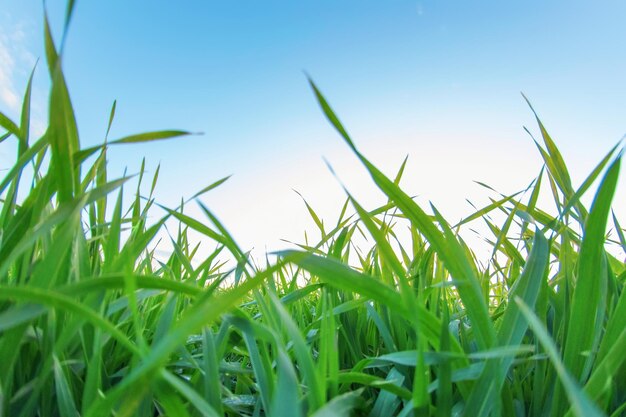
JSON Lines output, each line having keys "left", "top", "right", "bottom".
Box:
{"left": 160, "top": 369, "right": 221, "bottom": 417}
{"left": 0, "top": 133, "right": 48, "bottom": 195}
{"left": 611, "top": 211, "right": 626, "bottom": 253}
{"left": 308, "top": 78, "right": 496, "bottom": 350}
{"left": 319, "top": 291, "right": 339, "bottom": 399}
{"left": 571, "top": 282, "right": 626, "bottom": 415}
{"left": 81, "top": 327, "right": 103, "bottom": 415}
{"left": 279, "top": 250, "right": 405, "bottom": 315}
{"left": 336, "top": 372, "right": 412, "bottom": 401}
{"left": 268, "top": 291, "right": 323, "bottom": 412}
{"left": 0, "top": 304, "right": 46, "bottom": 332}
{"left": 562, "top": 154, "right": 621, "bottom": 381}
{"left": 53, "top": 355, "right": 80, "bottom": 417}
{"left": 198, "top": 202, "right": 248, "bottom": 267}
{"left": 271, "top": 347, "right": 304, "bottom": 417}
{"left": 0, "top": 112, "right": 20, "bottom": 138}
{"left": 45, "top": 11, "right": 80, "bottom": 203}
{"left": 278, "top": 250, "right": 460, "bottom": 355}
{"left": 61, "top": 274, "right": 201, "bottom": 298}
{"left": 515, "top": 297, "right": 604, "bottom": 417}
{"left": 104, "top": 186, "right": 123, "bottom": 266}
{"left": 463, "top": 230, "right": 549, "bottom": 416}
{"left": 295, "top": 190, "right": 326, "bottom": 237}
{"left": 520, "top": 168, "right": 544, "bottom": 239}
{"left": 523, "top": 95, "right": 576, "bottom": 206}
{"left": 348, "top": 195, "right": 406, "bottom": 282}
{"left": 19, "top": 62, "right": 37, "bottom": 150}
{"left": 84, "top": 263, "right": 283, "bottom": 417}
{"left": 0, "top": 286, "right": 139, "bottom": 355}
{"left": 60, "top": 0, "right": 76, "bottom": 48}
{"left": 105, "top": 100, "right": 116, "bottom": 139}
{"left": 75, "top": 130, "right": 194, "bottom": 164}
{"left": 159, "top": 206, "right": 242, "bottom": 261}
{"left": 553, "top": 142, "right": 620, "bottom": 227}
{"left": 230, "top": 315, "right": 276, "bottom": 412}
{"left": 202, "top": 329, "right": 225, "bottom": 416}
{"left": 368, "top": 367, "right": 405, "bottom": 416}
{"left": 311, "top": 390, "right": 362, "bottom": 417}
{"left": 110, "top": 129, "right": 194, "bottom": 144}
{"left": 188, "top": 175, "right": 232, "bottom": 201}
{"left": 453, "top": 193, "right": 519, "bottom": 228}
{"left": 436, "top": 293, "right": 452, "bottom": 417}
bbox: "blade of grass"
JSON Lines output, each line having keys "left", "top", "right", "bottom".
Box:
{"left": 515, "top": 297, "right": 604, "bottom": 417}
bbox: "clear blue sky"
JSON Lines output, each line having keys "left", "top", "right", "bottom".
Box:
{"left": 1, "top": 1, "right": 625, "bottom": 256}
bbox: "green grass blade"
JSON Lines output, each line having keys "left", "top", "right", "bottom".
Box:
{"left": 269, "top": 291, "right": 323, "bottom": 412}
{"left": 311, "top": 390, "right": 362, "bottom": 417}
{"left": 563, "top": 154, "right": 621, "bottom": 380}
{"left": 109, "top": 129, "right": 193, "bottom": 144}
{"left": 84, "top": 263, "right": 282, "bottom": 417}
{"left": 0, "top": 112, "right": 20, "bottom": 138}
{"left": 463, "top": 230, "right": 549, "bottom": 416}
{"left": 0, "top": 286, "right": 139, "bottom": 354}
{"left": 271, "top": 347, "right": 304, "bottom": 417}
{"left": 307, "top": 78, "right": 496, "bottom": 350}
{"left": 45, "top": 11, "right": 80, "bottom": 203}
{"left": 160, "top": 369, "right": 221, "bottom": 417}
{"left": 18, "top": 63, "right": 37, "bottom": 150}
{"left": 515, "top": 297, "right": 605, "bottom": 417}
{"left": 53, "top": 355, "right": 80, "bottom": 417}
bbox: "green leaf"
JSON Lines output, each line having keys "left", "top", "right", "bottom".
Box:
{"left": 464, "top": 230, "right": 550, "bottom": 416}
{"left": 45, "top": 10, "right": 81, "bottom": 203}
{"left": 85, "top": 262, "right": 282, "bottom": 417}
{"left": 515, "top": 297, "right": 604, "bottom": 417}
{"left": 0, "top": 304, "right": 47, "bottom": 332}
{"left": 18, "top": 62, "right": 38, "bottom": 151}
{"left": 307, "top": 78, "right": 496, "bottom": 351}
{"left": 109, "top": 129, "right": 193, "bottom": 144}
{"left": 311, "top": 390, "right": 362, "bottom": 417}
{"left": 563, "top": 155, "right": 621, "bottom": 380}
{"left": 0, "top": 286, "right": 139, "bottom": 355}
{"left": 271, "top": 347, "right": 304, "bottom": 417}
{"left": 53, "top": 355, "right": 80, "bottom": 417}
{"left": 269, "top": 291, "right": 323, "bottom": 412}
{"left": 160, "top": 370, "right": 221, "bottom": 417}
{"left": 0, "top": 111, "right": 20, "bottom": 138}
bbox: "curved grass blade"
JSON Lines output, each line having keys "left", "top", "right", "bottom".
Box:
{"left": 0, "top": 286, "right": 139, "bottom": 355}
{"left": 110, "top": 129, "right": 194, "bottom": 144}
{"left": 311, "top": 390, "right": 363, "bottom": 417}
{"left": 271, "top": 347, "right": 304, "bottom": 417}
{"left": 0, "top": 112, "right": 20, "bottom": 138}
{"left": 337, "top": 372, "right": 412, "bottom": 401}
{"left": 45, "top": 11, "right": 80, "bottom": 203}
{"left": 84, "top": 262, "right": 283, "bottom": 417}
{"left": 307, "top": 78, "right": 496, "bottom": 351}
{"left": 463, "top": 230, "right": 549, "bottom": 416}
{"left": 515, "top": 297, "right": 604, "bottom": 417}
{"left": 563, "top": 154, "right": 621, "bottom": 380}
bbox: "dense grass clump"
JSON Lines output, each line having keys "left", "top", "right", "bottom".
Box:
{"left": 1, "top": 6, "right": 625, "bottom": 417}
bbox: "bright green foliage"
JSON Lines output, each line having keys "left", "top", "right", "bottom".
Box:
{"left": 0, "top": 4, "right": 625, "bottom": 416}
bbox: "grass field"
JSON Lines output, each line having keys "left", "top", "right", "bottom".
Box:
{"left": 1, "top": 5, "right": 625, "bottom": 417}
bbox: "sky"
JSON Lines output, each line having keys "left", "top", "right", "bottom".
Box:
{"left": 1, "top": 1, "right": 626, "bottom": 260}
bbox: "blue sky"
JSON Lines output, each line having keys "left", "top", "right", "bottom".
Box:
{"left": 1, "top": 0, "right": 626, "bottom": 256}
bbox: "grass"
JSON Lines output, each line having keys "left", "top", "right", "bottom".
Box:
{"left": 0, "top": 4, "right": 625, "bottom": 416}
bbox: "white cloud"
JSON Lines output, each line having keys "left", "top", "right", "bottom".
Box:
{"left": 0, "top": 18, "right": 37, "bottom": 116}
{"left": 0, "top": 14, "right": 48, "bottom": 149}
{"left": 0, "top": 35, "right": 19, "bottom": 112}
{"left": 416, "top": 3, "right": 425, "bottom": 16}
